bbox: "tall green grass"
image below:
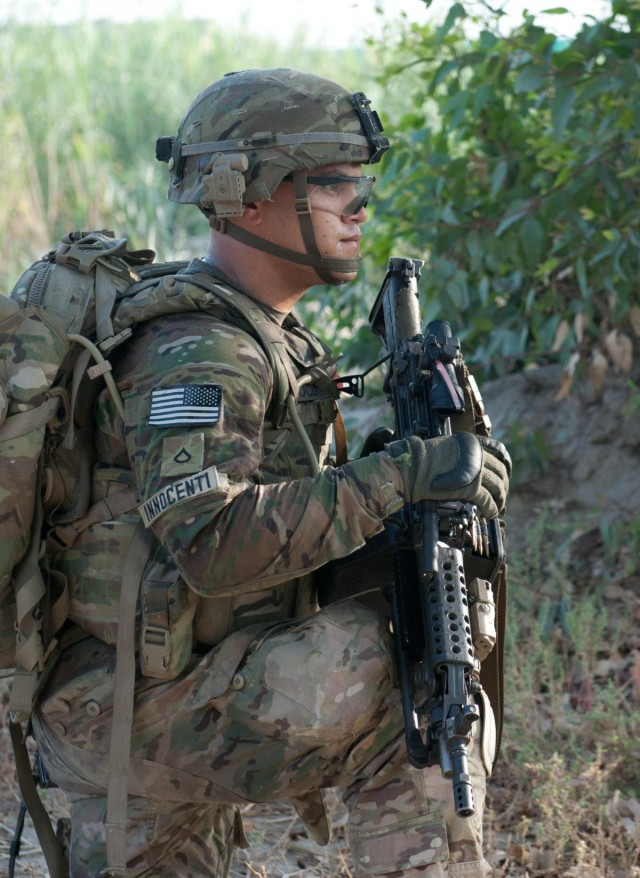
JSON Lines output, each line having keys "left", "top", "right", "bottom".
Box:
{"left": 0, "top": 16, "right": 374, "bottom": 282}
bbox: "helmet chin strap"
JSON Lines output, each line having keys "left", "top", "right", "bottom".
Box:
{"left": 208, "top": 169, "right": 360, "bottom": 286}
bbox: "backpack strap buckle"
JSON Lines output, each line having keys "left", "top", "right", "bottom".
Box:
{"left": 140, "top": 625, "right": 171, "bottom": 677}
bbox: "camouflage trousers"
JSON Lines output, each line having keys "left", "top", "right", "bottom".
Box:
{"left": 33, "top": 600, "right": 493, "bottom": 878}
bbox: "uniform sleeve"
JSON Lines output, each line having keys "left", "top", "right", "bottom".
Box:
{"left": 121, "top": 314, "right": 406, "bottom": 597}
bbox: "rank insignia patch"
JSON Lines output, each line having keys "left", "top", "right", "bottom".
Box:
{"left": 160, "top": 433, "right": 205, "bottom": 476}
{"left": 149, "top": 385, "right": 222, "bottom": 427}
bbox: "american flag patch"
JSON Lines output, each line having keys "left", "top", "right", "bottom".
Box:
{"left": 148, "top": 384, "right": 223, "bottom": 427}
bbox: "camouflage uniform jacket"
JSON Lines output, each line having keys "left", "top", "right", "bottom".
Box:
{"left": 55, "top": 259, "right": 406, "bottom": 659}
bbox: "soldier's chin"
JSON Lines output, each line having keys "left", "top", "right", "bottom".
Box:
{"left": 324, "top": 267, "right": 360, "bottom": 286}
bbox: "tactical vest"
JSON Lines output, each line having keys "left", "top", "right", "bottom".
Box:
{"left": 51, "top": 261, "right": 344, "bottom": 678}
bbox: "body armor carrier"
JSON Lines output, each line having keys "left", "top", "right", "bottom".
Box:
{"left": 56, "top": 260, "right": 344, "bottom": 676}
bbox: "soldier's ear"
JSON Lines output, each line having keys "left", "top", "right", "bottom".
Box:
{"left": 238, "top": 201, "right": 261, "bottom": 227}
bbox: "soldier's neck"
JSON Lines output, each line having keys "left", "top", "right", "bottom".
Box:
{"left": 205, "top": 237, "right": 314, "bottom": 314}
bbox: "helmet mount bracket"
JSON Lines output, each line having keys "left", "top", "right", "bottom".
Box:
{"left": 201, "top": 153, "right": 249, "bottom": 217}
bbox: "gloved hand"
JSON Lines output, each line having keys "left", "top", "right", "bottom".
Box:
{"left": 387, "top": 433, "right": 511, "bottom": 519}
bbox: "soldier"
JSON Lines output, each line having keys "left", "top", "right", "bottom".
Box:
{"left": 32, "top": 68, "right": 510, "bottom": 877}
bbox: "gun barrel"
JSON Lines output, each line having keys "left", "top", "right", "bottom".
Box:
{"left": 449, "top": 739, "right": 475, "bottom": 817}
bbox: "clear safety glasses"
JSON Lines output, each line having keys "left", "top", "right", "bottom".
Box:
{"left": 284, "top": 174, "right": 376, "bottom": 217}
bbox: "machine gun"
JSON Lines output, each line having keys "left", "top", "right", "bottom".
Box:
{"left": 367, "top": 257, "right": 505, "bottom": 817}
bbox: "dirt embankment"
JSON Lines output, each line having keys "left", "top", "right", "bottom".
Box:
{"left": 482, "top": 362, "right": 640, "bottom": 543}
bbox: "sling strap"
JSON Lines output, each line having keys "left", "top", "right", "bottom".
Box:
{"left": 104, "top": 520, "right": 155, "bottom": 873}
{"left": 9, "top": 720, "right": 69, "bottom": 877}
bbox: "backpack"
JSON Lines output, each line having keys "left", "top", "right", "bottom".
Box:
{"left": 1, "top": 229, "right": 313, "bottom": 876}
{"left": 0, "top": 231, "right": 168, "bottom": 876}
{"left": 1, "top": 233, "right": 145, "bottom": 688}
{"left": 0, "top": 231, "right": 184, "bottom": 708}
{"left": 0, "top": 229, "right": 306, "bottom": 715}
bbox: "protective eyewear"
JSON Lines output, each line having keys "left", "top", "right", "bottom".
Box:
{"left": 284, "top": 174, "right": 375, "bottom": 216}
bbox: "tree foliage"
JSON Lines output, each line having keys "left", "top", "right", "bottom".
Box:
{"left": 363, "top": 0, "right": 640, "bottom": 384}
{"left": 2, "top": 5, "right": 640, "bottom": 389}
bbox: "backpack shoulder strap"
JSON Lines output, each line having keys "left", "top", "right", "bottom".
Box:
{"left": 192, "top": 277, "right": 296, "bottom": 428}
{"left": 114, "top": 259, "right": 297, "bottom": 428}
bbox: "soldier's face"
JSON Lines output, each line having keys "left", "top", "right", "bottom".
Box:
{"left": 308, "top": 162, "right": 369, "bottom": 277}
{"left": 262, "top": 162, "right": 369, "bottom": 284}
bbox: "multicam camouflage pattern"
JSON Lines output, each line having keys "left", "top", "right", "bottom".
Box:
{"left": 0, "top": 304, "right": 72, "bottom": 665}
{"left": 114, "top": 280, "right": 403, "bottom": 596}
{"left": 61, "top": 794, "right": 244, "bottom": 878}
{"left": 162, "top": 68, "right": 387, "bottom": 209}
{"left": 0, "top": 306, "right": 70, "bottom": 586}
{"left": 0, "top": 230, "right": 157, "bottom": 671}
{"left": 34, "top": 601, "right": 491, "bottom": 877}
{"left": 33, "top": 262, "right": 494, "bottom": 875}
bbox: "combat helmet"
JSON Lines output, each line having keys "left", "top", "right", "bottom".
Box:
{"left": 156, "top": 68, "right": 389, "bottom": 284}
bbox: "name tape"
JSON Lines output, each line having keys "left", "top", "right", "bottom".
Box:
{"left": 139, "top": 465, "right": 228, "bottom": 527}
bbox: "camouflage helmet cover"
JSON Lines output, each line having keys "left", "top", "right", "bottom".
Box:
{"left": 156, "top": 68, "right": 389, "bottom": 213}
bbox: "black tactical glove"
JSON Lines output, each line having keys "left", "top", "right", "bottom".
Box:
{"left": 387, "top": 433, "right": 511, "bottom": 519}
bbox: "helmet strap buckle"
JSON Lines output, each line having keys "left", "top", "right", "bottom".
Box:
{"left": 210, "top": 217, "right": 227, "bottom": 235}
{"left": 294, "top": 196, "right": 312, "bottom": 216}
